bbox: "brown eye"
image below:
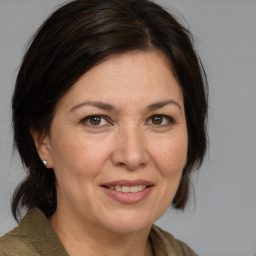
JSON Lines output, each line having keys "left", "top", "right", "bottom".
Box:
{"left": 89, "top": 116, "right": 101, "bottom": 125}
{"left": 148, "top": 115, "right": 175, "bottom": 127}
{"left": 151, "top": 116, "right": 163, "bottom": 125}
{"left": 81, "top": 115, "right": 109, "bottom": 127}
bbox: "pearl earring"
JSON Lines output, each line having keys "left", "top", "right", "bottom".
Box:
{"left": 42, "top": 160, "right": 47, "bottom": 166}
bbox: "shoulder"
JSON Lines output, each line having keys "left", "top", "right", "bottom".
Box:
{"left": 150, "top": 225, "right": 198, "bottom": 256}
{"left": 0, "top": 208, "right": 68, "bottom": 256}
{"left": 0, "top": 227, "right": 40, "bottom": 256}
{"left": 0, "top": 210, "right": 42, "bottom": 256}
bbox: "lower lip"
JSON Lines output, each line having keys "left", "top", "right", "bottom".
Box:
{"left": 101, "top": 186, "right": 153, "bottom": 204}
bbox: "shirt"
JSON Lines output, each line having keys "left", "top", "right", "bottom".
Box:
{"left": 0, "top": 208, "right": 197, "bottom": 256}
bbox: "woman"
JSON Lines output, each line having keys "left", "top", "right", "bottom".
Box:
{"left": 0, "top": 0, "right": 208, "bottom": 255}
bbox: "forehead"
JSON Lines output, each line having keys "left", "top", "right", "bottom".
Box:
{"left": 57, "top": 50, "right": 183, "bottom": 110}
{"left": 83, "top": 50, "right": 174, "bottom": 83}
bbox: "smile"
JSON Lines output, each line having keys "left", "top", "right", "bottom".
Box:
{"left": 106, "top": 185, "right": 147, "bottom": 193}
{"left": 108, "top": 185, "right": 147, "bottom": 193}
{"left": 101, "top": 179, "right": 154, "bottom": 192}
{"left": 101, "top": 180, "right": 154, "bottom": 204}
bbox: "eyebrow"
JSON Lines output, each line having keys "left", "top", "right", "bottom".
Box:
{"left": 69, "top": 99, "right": 182, "bottom": 114}
{"left": 147, "top": 100, "right": 182, "bottom": 113}
{"left": 69, "top": 101, "right": 116, "bottom": 113}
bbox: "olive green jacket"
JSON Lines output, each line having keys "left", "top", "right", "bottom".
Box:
{"left": 0, "top": 208, "right": 197, "bottom": 256}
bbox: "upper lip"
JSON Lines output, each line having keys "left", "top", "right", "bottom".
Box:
{"left": 101, "top": 179, "right": 154, "bottom": 187}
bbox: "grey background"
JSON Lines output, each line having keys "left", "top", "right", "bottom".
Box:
{"left": 0, "top": 0, "right": 255, "bottom": 255}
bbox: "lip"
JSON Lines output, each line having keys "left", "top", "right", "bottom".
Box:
{"left": 101, "top": 179, "right": 154, "bottom": 204}
{"left": 101, "top": 179, "right": 154, "bottom": 187}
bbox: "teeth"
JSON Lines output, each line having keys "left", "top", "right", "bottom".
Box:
{"left": 108, "top": 185, "right": 147, "bottom": 193}
{"left": 115, "top": 185, "right": 122, "bottom": 192}
{"left": 131, "top": 186, "right": 139, "bottom": 193}
{"left": 122, "top": 186, "right": 130, "bottom": 192}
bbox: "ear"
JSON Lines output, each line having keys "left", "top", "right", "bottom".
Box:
{"left": 30, "top": 128, "right": 53, "bottom": 168}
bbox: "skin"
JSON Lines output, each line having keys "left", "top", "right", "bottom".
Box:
{"left": 32, "top": 50, "right": 188, "bottom": 256}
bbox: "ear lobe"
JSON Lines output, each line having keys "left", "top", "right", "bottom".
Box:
{"left": 30, "top": 128, "right": 53, "bottom": 168}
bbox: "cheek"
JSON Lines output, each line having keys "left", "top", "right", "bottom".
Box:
{"left": 151, "top": 134, "right": 188, "bottom": 177}
{"left": 50, "top": 132, "right": 110, "bottom": 178}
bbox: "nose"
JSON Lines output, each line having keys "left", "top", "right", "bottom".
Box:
{"left": 111, "top": 126, "right": 150, "bottom": 170}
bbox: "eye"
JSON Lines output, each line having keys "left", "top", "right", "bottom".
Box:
{"left": 81, "top": 115, "right": 110, "bottom": 127}
{"left": 148, "top": 115, "right": 175, "bottom": 126}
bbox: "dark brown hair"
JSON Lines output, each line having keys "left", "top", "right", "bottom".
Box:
{"left": 12, "top": 0, "right": 208, "bottom": 221}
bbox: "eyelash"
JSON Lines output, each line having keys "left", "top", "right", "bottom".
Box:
{"left": 81, "top": 115, "right": 111, "bottom": 128}
{"left": 80, "top": 114, "right": 176, "bottom": 128}
{"left": 147, "top": 114, "right": 176, "bottom": 127}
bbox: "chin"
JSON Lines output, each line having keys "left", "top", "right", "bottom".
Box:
{"left": 99, "top": 209, "right": 156, "bottom": 234}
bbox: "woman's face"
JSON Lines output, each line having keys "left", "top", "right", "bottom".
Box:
{"left": 40, "top": 50, "right": 188, "bottom": 234}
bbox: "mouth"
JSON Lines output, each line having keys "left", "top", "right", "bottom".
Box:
{"left": 102, "top": 185, "right": 151, "bottom": 193}
{"left": 100, "top": 180, "right": 154, "bottom": 204}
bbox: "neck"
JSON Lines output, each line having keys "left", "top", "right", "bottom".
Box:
{"left": 49, "top": 207, "right": 154, "bottom": 256}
